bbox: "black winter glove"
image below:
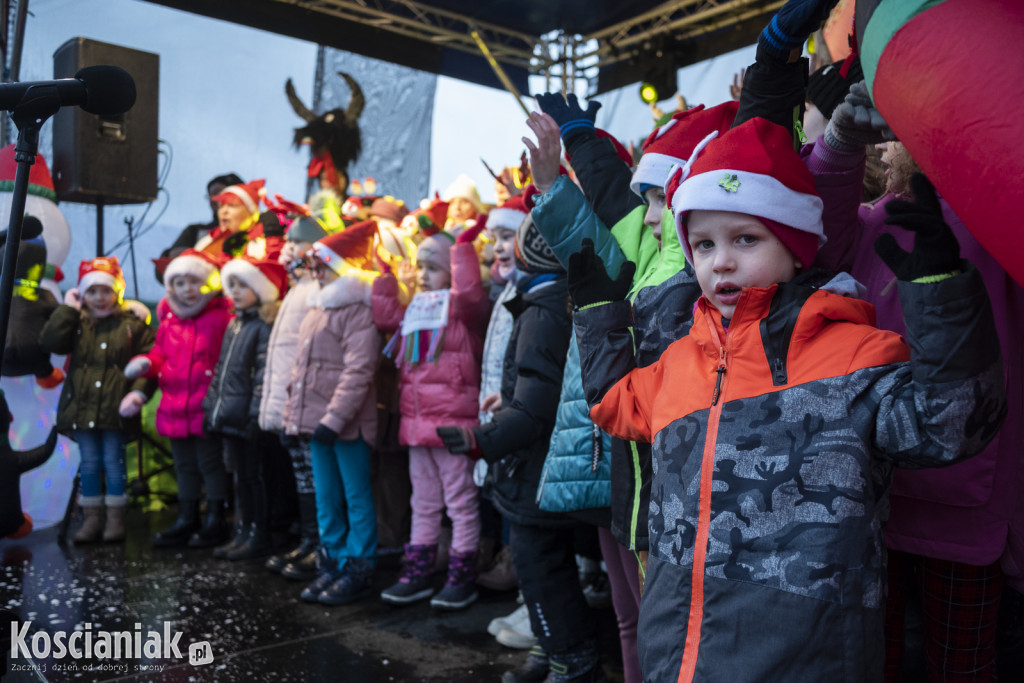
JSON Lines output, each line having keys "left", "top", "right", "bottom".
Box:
{"left": 279, "top": 432, "right": 299, "bottom": 450}
{"left": 436, "top": 426, "right": 482, "bottom": 459}
{"left": 568, "top": 238, "right": 637, "bottom": 310}
{"left": 312, "top": 424, "right": 339, "bottom": 445}
{"left": 534, "top": 93, "right": 601, "bottom": 144}
{"left": 875, "top": 173, "right": 962, "bottom": 282}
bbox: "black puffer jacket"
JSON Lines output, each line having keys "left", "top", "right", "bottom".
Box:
{"left": 39, "top": 305, "right": 156, "bottom": 437}
{"left": 202, "top": 308, "right": 270, "bottom": 438}
{"left": 475, "top": 274, "right": 572, "bottom": 527}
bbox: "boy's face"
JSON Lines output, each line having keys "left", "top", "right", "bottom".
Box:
{"left": 643, "top": 186, "right": 668, "bottom": 245}
{"left": 416, "top": 260, "right": 451, "bottom": 292}
{"left": 447, "top": 197, "right": 476, "bottom": 223}
{"left": 169, "top": 274, "right": 205, "bottom": 307}
{"left": 83, "top": 284, "right": 117, "bottom": 318}
{"left": 490, "top": 227, "right": 517, "bottom": 276}
{"left": 217, "top": 200, "right": 250, "bottom": 233}
{"left": 687, "top": 209, "right": 799, "bottom": 320}
{"left": 226, "top": 274, "right": 260, "bottom": 311}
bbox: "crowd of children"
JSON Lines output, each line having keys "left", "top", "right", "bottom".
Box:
{"left": 15, "top": 0, "right": 1024, "bottom": 681}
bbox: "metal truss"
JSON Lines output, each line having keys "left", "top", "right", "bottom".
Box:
{"left": 272, "top": 0, "right": 545, "bottom": 71}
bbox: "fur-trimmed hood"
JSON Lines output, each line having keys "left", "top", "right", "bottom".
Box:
{"left": 307, "top": 271, "right": 373, "bottom": 309}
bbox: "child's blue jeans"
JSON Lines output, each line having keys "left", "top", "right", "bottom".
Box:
{"left": 74, "top": 429, "right": 126, "bottom": 498}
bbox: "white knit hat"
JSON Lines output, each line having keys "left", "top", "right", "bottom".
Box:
{"left": 442, "top": 174, "right": 483, "bottom": 213}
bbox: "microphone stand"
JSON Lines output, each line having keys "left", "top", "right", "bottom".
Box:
{"left": 0, "top": 84, "right": 61, "bottom": 377}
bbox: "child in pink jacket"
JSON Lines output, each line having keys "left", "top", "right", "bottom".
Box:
{"left": 372, "top": 226, "right": 490, "bottom": 610}
{"left": 125, "top": 248, "right": 232, "bottom": 548}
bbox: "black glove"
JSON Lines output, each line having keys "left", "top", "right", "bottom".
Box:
{"left": 279, "top": 432, "right": 299, "bottom": 449}
{"left": 436, "top": 426, "right": 482, "bottom": 459}
{"left": 875, "top": 173, "right": 962, "bottom": 282}
{"left": 568, "top": 238, "right": 637, "bottom": 309}
{"left": 312, "top": 424, "right": 339, "bottom": 445}
{"left": 534, "top": 93, "right": 601, "bottom": 144}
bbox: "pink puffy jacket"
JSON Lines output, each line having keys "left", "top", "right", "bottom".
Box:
{"left": 140, "top": 296, "right": 234, "bottom": 438}
{"left": 372, "top": 242, "right": 490, "bottom": 447}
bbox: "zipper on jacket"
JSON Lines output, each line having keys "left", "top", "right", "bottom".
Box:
{"left": 590, "top": 423, "right": 602, "bottom": 472}
{"left": 711, "top": 347, "right": 727, "bottom": 406}
{"left": 211, "top": 319, "right": 241, "bottom": 427}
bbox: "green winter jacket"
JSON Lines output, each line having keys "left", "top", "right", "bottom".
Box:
{"left": 39, "top": 304, "right": 156, "bottom": 436}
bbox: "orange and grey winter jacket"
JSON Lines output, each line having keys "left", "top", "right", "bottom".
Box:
{"left": 576, "top": 268, "right": 1005, "bottom": 682}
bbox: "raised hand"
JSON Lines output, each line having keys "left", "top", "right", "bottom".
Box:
{"left": 875, "top": 173, "right": 962, "bottom": 282}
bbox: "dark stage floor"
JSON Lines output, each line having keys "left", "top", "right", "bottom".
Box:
{"left": 0, "top": 510, "right": 624, "bottom": 682}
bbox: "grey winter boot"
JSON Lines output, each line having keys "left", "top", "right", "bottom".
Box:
{"left": 73, "top": 498, "right": 104, "bottom": 544}
{"left": 430, "top": 548, "right": 478, "bottom": 611}
{"left": 380, "top": 543, "right": 437, "bottom": 605}
{"left": 102, "top": 495, "right": 128, "bottom": 542}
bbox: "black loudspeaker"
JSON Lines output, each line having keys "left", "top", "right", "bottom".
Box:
{"left": 51, "top": 37, "right": 159, "bottom": 205}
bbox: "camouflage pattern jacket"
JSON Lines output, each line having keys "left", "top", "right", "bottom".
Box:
{"left": 576, "top": 267, "right": 1005, "bottom": 682}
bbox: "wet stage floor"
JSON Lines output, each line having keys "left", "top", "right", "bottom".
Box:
{"left": 0, "top": 511, "right": 623, "bottom": 682}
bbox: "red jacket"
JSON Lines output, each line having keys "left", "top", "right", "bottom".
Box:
{"left": 372, "top": 242, "right": 490, "bottom": 447}
{"left": 140, "top": 296, "right": 233, "bottom": 438}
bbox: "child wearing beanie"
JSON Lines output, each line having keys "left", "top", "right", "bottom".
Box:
{"left": 572, "top": 116, "right": 1006, "bottom": 681}
{"left": 284, "top": 220, "right": 381, "bottom": 606}
{"left": 372, "top": 219, "right": 490, "bottom": 611}
{"left": 40, "top": 256, "right": 156, "bottom": 544}
{"left": 261, "top": 215, "right": 329, "bottom": 581}
{"left": 201, "top": 255, "right": 287, "bottom": 561}
{"left": 125, "top": 249, "right": 233, "bottom": 549}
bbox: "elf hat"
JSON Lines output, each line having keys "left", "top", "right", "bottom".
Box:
{"left": 486, "top": 194, "right": 529, "bottom": 232}
{"left": 221, "top": 255, "right": 288, "bottom": 302}
{"left": 415, "top": 232, "right": 455, "bottom": 273}
{"left": 212, "top": 179, "right": 265, "bottom": 215}
{"left": 668, "top": 117, "right": 825, "bottom": 267}
{"left": 442, "top": 174, "right": 483, "bottom": 213}
{"left": 164, "top": 248, "right": 221, "bottom": 289}
{"left": 78, "top": 256, "right": 125, "bottom": 294}
{"left": 629, "top": 101, "right": 739, "bottom": 196}
{"left": 311, "top": 219, "right": 378, "bottom": 274}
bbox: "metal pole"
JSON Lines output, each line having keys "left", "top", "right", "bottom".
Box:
{"left": 470, "top": 30, "right": 531, "bottom": 118}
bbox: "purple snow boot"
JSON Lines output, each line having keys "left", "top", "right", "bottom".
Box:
{"left": 380, "top": 543, "right": 437, "bottom": 605}
{"left": 430, "top": 548, "right": 478, "bottom": 611}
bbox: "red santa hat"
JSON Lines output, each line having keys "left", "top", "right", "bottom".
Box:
{"left": 629, "top": 101, "right": 739, "bottom": 196}
{"left": 220, "top": 255, "right": 288, "bottom": 303}
{"left": 0, "top": 144, "right": 57, "bottom": 202}
{"left": 78, "top": 256, "right": 125, "bottom": 294}
{"left": 486, "top": 194, "right": 529, "bottom": 232}
{"left": 164, "top": 248, "right": 222, "bottom": 289}
{"left": 212, "top": 179, "right": 265, "bottom": 215}
{"left": 311, "top": 219, "right": 379, "bottom": 274}
{"left": 668, "top": 117, "right": 825, "bottom": 268}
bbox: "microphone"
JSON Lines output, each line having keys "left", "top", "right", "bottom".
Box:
{"left": 0, "top": 65, "right": 135, "bottom": 115}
